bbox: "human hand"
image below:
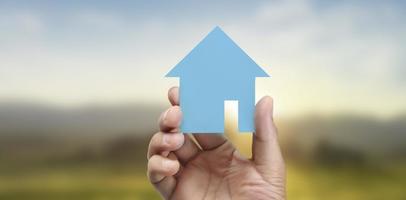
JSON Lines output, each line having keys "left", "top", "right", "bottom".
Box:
{"left": 147, "top": 87, "right": 285, "bottom": 200}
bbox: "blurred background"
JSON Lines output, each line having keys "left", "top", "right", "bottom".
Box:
{"left": 1, "top": 0, "right": 405, "bottom": 199}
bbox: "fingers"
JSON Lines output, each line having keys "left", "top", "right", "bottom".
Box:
{"left": 156, "top": 102, "right": 200, "bottom": 164}
{"left": 148, "top": 132, "right": 185, "bottom": 159}
{"left": 148, "top": 154, "right": 180, "bottom": 198}
{"left": 252, "top": 96, "right": 285, "bottom": 180}
{"left": 148, "top": 131, "right": 200, "bottom": 164}
{"left": 159, "top": 106, "right": 182, "bottom": 132}
{"left": 152, "top": 106, "right": 185, "bottom": 159}
{"left": 148, "top": 154, "right": 180, "bottom": 183}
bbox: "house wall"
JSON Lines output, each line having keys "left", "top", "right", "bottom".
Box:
{"left": 179, "top": 76, "right": 255, "bottom": 133}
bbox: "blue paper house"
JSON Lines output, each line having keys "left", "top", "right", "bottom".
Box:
{"left": 166, "top": 26, "right": 269, "bottom": 133}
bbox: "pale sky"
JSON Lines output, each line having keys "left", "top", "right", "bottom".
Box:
{"left": 0, "top": 0, "right": 405, "bottom": 117}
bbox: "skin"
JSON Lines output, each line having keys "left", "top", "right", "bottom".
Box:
{"left": 147, "top": 87, "right": 286, "bottom": 200}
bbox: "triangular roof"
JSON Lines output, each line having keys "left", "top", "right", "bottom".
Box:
{"left": 166, "top": 26, "right": 269, "bottom": 78}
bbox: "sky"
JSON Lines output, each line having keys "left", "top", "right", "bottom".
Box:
{"left": 0, "top": 0, "right": 405, "bottom": 117}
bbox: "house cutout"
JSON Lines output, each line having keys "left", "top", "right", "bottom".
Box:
{"left": 166, "top": 26, "right": 269, "bottom": 133}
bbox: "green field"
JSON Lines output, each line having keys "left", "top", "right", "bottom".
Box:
{"left": 0, "top": 164, "right": 160, "bottom": 200}
{"left": 1, "top": 162, "right": 405, "bottom": 200}
{"left": 1, "top": 114, "right": 405, "bottom": 199}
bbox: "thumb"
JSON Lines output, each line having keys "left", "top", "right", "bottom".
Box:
{"left": 252, "top": 96, "right": 285, "bottom": 182}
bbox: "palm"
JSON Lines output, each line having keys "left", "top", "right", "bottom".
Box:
{"left": 172, "top": 142, "right": 280, "bottom": 200}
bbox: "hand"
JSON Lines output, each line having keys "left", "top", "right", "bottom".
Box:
{"left": 147, "top": 87, "right": 285, "bottom": 200}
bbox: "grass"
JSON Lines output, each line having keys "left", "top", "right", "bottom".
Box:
{"left": 1, "top": 162, "right": 405, "bottom": 200}
{"left": 287, "top": 163, "right": 406, "bottom": 200}
{"left": 0, "top": 164, "right": 160, "bottom": 200}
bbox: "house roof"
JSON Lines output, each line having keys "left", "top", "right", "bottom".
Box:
{"left": 166, "top": 26, "right": 269, "bottom": 78}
